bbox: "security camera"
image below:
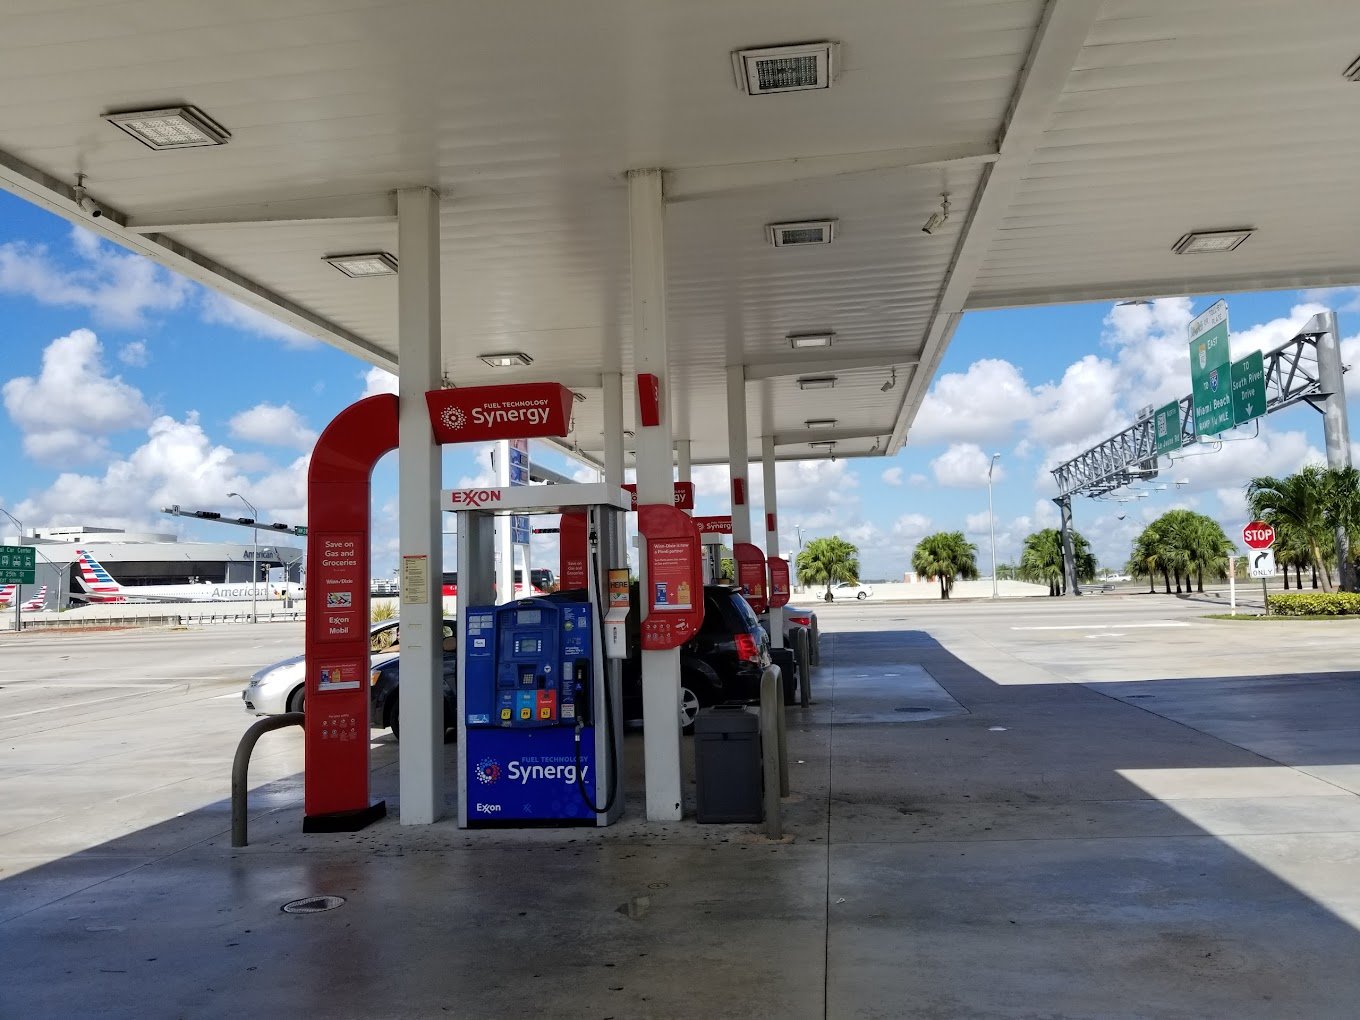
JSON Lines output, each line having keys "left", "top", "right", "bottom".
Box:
{"left": 72, "top": 172, "right": 103, "bottom": 219}
{"left": 921, "top": 192, "right": 951, "bottom": 234}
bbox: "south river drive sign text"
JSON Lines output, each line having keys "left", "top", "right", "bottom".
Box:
{"left": 1187, "top": 299, "right": 1268, "bottom": 440}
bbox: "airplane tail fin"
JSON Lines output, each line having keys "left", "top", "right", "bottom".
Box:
{"left": 20, "top": 585, "right": 48, "bottom": 611}
{"left": 74, "top": 549, "right": 124, "bottom": 600}
{"left": 0, "top": 583, "right": 15, "bottom": 606}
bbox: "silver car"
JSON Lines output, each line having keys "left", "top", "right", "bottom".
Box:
{"left": 242, "top": 618, "right": 451, "bottom": 716}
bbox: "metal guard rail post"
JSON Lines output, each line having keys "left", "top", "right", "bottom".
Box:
{"left": 759, "top": 665, "right": 788, "bottom": 839}
{"left": 793, "top": 626, "right": 813, "bottom": 708}
{"left": 232, "top": 712, "right": 304, "bottom": 847}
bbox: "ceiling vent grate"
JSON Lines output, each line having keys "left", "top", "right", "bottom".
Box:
{"left": 766, "top": 219, "right": 836, "bottom": 247}
{"left": 733, "top": 43, "right": 837, "bottom": 95}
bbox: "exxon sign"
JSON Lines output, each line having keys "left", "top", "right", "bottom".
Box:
{"left": 426, "top": 382, "right": 574, "bottom": 444}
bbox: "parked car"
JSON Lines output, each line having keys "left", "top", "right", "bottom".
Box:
{"left": 242, "top": 617, "right": 456, "bottom": 717}
{"left": 826, "top": 580, "right": 873, "bottom": 601}
{"left": 369, "top": 630, "right": 458, "bottom": 741}
{"left": 758, "top": 603, "right": 820, "bottom": 664}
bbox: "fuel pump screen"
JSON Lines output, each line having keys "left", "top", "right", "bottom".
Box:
{"left": 514, "top": 637, "right": 542, "bottom": 655}
{"left": 515, "top": 609, "right": 542, "bottom": 625}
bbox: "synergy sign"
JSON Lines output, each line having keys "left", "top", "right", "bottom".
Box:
{"left": 426, "top": 382, "right": 574, "bottom": 443}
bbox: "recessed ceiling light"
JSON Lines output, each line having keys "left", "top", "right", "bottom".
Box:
{"left": 102, "top": 106, "right": 230, "bottom": 150}
{"left": 323, "top": 252, "right": 398, "bottom": 278}
{"left": 805, "top": 419, "right": 837, "bottom": 429}
{"left": 788, "top": 332, "right": 834, "bottom": 349}
{"left": 478, "top": 352, "right": 533, "bottom": 368}
{"left": 767, "top": 220, "right": 836, "bottom": 247}
{"left": 1171, "top": 229, "right": 1255, "bottom": 255}
{"left": 797, "top": 376, "right": 837, "bottom": 390}
{"left": 732, "top": 42, "right": 837, "bottom": 95}
{"left": 1345, "top": 55, "right": 1360, "bottom": 81}
{"left": 809, "top": 441, "right": 837, "bottom": 452}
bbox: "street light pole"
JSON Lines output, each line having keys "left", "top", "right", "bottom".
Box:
{"left": 987, "top": 453, "right": 1001, "bottom": 600}
{"left": 228, "top": 492, "right": 259, "bottom": 624}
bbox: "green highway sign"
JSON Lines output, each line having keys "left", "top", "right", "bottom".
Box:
{"left": 294, "top": 526, "right": 308, "bottom": 537}
{"left": 1153, "top": 400, "right": 1182, "bottom": 455}
{"left": 1231, "top": 350, "right": 1266, "bottom": 426}
{"left": 0, "top": 546, "right": 36, "bottom": 585}
{"left": 1189, "top": 299, "right": 1233, "bottom": 437}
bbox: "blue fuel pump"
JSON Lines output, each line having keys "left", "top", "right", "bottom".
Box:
{"left": 462, "top": 599, "right": 613, "bottom": 825}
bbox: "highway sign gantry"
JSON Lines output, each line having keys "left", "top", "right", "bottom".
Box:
{"left": 1242, "top": 520, "right": 1275, "bottom": 550}
{"left": 0, "top": 546, "right": 36, "bottom": 585}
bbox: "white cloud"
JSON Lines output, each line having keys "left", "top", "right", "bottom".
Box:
{"left": 881, "top": 466, "right": 904, "bottom": 486}
{"left": 1301, "top": 287, "right": 1360, "bottom": 314}
{"left": 229, "top": 403, "right": 317, "bottom": 450}
{"left": 361, "top": 366, "right": 399, "bottom": 398}
{"left": 1029, "top": 355, "right": 1126, "bottom": 446}
{"left": 965, "top": 511, "right": 992, "bottom": 535}
{"left": 0, "top": 231, "right": 189, "bottom": 329}
{"left": 118, "top": 340, "right": 149, "bottom": 367}
{"left": 911, "top": 358, "right": 1037, "bottom": 445}
{"left": 908, "top": 473, "right": 927, "bottom": 486}
{"left": 2, "top": 329, "right": 151, "bottom": 465}
{"left": 891, "top": 513, "right": 932, "bottom": 540}
{"left": 930, "top": 443, "right": 1004, "bottom": 488}
{"left": 200, "top": 291, "right": 316, "bottom": 348}
{"left": 15, "top": 412, "right": 307, "bottom": 531}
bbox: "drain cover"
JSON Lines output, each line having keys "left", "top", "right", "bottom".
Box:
{"left": 894, "top": 706, "right": 933, "bottom": 714}
{"left": 281, "top": 895, "right": 346, "bottom": 915}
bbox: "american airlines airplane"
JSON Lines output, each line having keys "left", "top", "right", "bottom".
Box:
{"left": 19, "top": 586, "right": 47, "bottom": 611}
{"left": 73, "top": 549, "right": 304, "bottom": 604}
{"left": 0, "top": 583, "right": 15, "bottom": 606}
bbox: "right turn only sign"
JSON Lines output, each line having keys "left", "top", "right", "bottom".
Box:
{"left": 1249, "top": 549, "right": 1276, "bottom": 578}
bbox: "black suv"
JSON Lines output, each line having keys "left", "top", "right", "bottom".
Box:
{"left": 545, "top": 583, "right": 770, "bottom": 731}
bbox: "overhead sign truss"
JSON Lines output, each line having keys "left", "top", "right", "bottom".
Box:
{"left": 1053, "top": 321, "right": 1336, "bottom": 498}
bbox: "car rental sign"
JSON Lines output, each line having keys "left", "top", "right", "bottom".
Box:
{"left": 426, "top": 382, "right": 574, "bottom": 443}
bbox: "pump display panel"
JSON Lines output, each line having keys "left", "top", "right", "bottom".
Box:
{"left": 463, "top": 599, "right": 598, "bottom": 824}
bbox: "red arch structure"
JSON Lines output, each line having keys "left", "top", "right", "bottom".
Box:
{"left": 302, "top": 394, "right": 397, "bottom": 830}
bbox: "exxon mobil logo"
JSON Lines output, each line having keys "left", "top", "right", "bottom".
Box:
{"left": 449, "top": 489, "right": 503, "bottom": 507}
{"left": 474, "top": 757, "right": 502, "bottom": 785}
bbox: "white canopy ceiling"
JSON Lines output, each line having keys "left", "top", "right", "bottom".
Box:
{"left": 2, "top": 0, "right": 1357, "bottom": 463}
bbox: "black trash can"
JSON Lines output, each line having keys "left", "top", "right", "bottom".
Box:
{"left": 770, "top": 647, "right": 797, "bottom": 704}
{"left": 693, "top": 704, "right": 762, "bottom": 823}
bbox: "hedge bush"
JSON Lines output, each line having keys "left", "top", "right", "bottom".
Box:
{"left": 1266, "top": 592, "right": 1360, "bottom": 617}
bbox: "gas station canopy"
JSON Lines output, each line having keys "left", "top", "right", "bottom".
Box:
{"left": 3, "top": 1, "right": 1358, "bottom": 464}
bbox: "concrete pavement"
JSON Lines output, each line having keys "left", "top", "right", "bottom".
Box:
{"left": 3, "top": 598, "right": 1360, "bottom": 1017}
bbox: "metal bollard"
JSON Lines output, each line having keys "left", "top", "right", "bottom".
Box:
{"left": 793, "top": 626, "right": 813, "bottom": 707}
{"left": 759, "top": 666, "right": 786, "bottom": 839}
{"left": 232, "top": 712, "right": 304, "bottom": 847}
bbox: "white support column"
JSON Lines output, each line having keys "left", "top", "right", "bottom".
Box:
{"left": 495, "top": 441, "right": 512, "bottom": 603}
{"left": 396, "top": 186, "right": 444, "bottom": 825}
{"left": 762, "top": 434, "right": 783, "bottom": 649}
{"left": 628, "top": 168, "right": 683, "bottom": 822}
{"left": 675, "top": 439, "right": 692, "bottom": 515}
{"left": 603, "top": 372, "right": 625, "bottom": 491}
{"left": 727, "top": 365, "right": 752, "bottom": 544}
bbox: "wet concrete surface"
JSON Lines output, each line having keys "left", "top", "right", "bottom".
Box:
{"left": 3, "top": 599, "right": 1360, "bottom": 1017}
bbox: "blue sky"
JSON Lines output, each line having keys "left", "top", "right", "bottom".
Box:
{"left": 2, "top": 189, "right": 1357, "bottom": 581}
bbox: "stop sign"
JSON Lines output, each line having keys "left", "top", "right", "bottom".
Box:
{"left": 1243, "top": 520, "right": 1275, "bottom": 550}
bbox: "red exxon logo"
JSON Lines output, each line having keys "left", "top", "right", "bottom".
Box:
{"left": 448, "top": 489, "right": 503, "bottom": 507}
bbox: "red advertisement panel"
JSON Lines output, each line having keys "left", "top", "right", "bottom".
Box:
{"left": 638, "top": 504, "right": 704, "bottom": 650}
{"left": 559, "top": 511, "right": 588, "bottom": 590}
{"left": 637, "top": 373, "right": 662, "bottom": 427}
{"left": 304, "top": 394, "right": 398, "bottom": 830}
{"left": 768, "top": 556, "right": 791, "bottom": 608}
{"left": 622, "top": 482, "right": 695, "bottom": 510}
{"left": 692, "top": 515, "right": 733, "bottom": 534}
{"left": 426, "top": 382, "right": 574, "bottom": 443}
{"left": 732, "top": 477, "right": 746, "bottom": 506}
{"left": 733, "top": 542, "right": 768, "bottom": 614}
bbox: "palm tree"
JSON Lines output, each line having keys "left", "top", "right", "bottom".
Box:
{"left": 1246, "top": 467, "right": 1334, "bottom": 591}
{"left": 1322, "top": 466, "right": 1360, "bottom": 591}
{"left": 795, "top": 536, "right": 860, "bottom": 600}
{"left": 911, "top": 531, "right": 980, "bottom": 599}
{"left": 1128, "top": 523, "right": 1165, "bottom": 594}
